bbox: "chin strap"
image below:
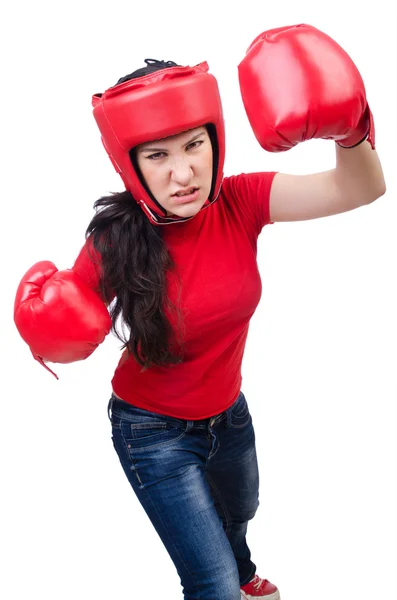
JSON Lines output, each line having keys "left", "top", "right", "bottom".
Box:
{"left": 138, "top": 194, "right": 220, "bottom": 226}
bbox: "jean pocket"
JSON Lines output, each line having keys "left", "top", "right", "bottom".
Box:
{"left": 119, "top": 416, "right": 187, "bottom": 451}
{"left": 229, "top": 392, "right": 251, "bottom": 428}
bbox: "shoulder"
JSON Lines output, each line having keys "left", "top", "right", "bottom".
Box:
{"left": 219, "top": 172, "right": 278, "bottom": 235}
{"left": 221, "top": 172, "right": 278, "bottom": 216}
{"left": 222, "top": 171, "right": 278, "bottom": 197}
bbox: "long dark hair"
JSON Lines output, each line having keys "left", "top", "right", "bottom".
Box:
{"left": 85, "top": 59, "right": 187, "bottom": 371}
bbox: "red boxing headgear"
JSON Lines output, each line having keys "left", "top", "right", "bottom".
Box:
{"left": 92, "top": 62, "right": 225, "bottom": 226}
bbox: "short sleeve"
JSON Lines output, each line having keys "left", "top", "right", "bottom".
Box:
{"left": 222, "top": 171, "right": 277, "bottom": 238}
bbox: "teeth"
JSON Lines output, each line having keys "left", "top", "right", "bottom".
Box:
{"left": 176, "top": 189, "right": 195, "bottom": 196}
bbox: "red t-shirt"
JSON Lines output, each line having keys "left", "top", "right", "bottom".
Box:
{"left": 73, "top": 171, "right": 277, "bottom": 419}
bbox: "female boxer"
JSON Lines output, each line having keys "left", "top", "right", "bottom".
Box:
{"left": 14, "top": 25, "right": 386, "bottom": 600}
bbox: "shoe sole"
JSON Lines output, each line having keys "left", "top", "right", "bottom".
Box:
{"left": 241, "top": 590, "right": 280, "bottom": 600}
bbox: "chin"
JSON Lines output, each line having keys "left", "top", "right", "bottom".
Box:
{"left": 167, "top": 199, "right": 207, "bottom": 218}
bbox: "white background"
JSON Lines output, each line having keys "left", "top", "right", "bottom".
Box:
{"left": 1, "top": 1, "right": 396, "bottom": 599}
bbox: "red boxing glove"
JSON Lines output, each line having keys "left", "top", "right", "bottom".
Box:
{"left": 14, "top": 261, "right": 112, "bottom": 379}
{"left": 238, "top": 24, "right": 375, "bottom": 151}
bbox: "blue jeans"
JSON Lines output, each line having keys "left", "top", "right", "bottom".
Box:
{"left": 107, "top": 390, "right": 260, "bottom": 600}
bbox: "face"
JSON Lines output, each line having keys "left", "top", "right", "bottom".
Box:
{"left": 135, "top": 126, "right": 213, "bottom": 218}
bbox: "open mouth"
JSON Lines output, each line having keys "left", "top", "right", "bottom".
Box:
{"left": 173, "top": 186, "right": 198, "bottom": 197}
{"left": 172, "top": 188, "right": 200, "bottom": 204}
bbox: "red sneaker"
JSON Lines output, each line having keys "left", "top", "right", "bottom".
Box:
{"left": 240, "top": 574, "right": 280, "bottom": 599}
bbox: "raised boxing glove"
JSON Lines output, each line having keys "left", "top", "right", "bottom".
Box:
{"left": 14, "top": 261, "right": 112, "bottom": 379}
{"left": 238, "top": 23, "right": 375, "bottom": 152}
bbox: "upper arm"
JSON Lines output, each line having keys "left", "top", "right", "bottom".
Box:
{"left": 269, "top": 170, "right": 371, "bottom": 223}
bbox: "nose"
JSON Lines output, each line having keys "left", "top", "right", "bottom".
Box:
{"left": 170, "top": 155, "right": 193, "bottom": 185}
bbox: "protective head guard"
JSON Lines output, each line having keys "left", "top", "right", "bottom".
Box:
{"left": 92, "top": 61, "right": 225, "bottom": 225}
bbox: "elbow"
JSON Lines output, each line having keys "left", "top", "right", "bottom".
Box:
{"left": 365, "top": 179, "right": 386, "bottom": 205}
{"left": 370, "top": 184, "right": 386, "bottom": 204}
{"left": 378, "top": 181, "right": 387, "bottom": 198}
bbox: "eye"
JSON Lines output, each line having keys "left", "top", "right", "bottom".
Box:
{"left": 186, "top": 140, "right": 203, "bottom": 151}
{"left": 146, "top": 152, "right": 166, "bottom": 160}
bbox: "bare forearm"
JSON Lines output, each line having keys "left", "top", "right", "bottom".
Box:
{"left": 334, "top": 141, "right": 386, "bottom": 204}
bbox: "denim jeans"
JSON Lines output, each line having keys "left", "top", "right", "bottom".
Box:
{"left": 107, "top": 390, "right": 260, "bottom": 600}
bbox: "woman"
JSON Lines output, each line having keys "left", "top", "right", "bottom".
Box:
{"left": 14, "top": 25, "right": 386, "bottom": 600}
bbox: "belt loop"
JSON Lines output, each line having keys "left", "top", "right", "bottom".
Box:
{"left": 186, "top": 420, "right": 194, "bottom": 432}
{"left": 107, "top": 395, "right": 114, "bottom": 422}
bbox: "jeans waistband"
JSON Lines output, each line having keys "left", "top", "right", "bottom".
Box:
{"left": 107, "top": 394, "right": 230, "bottom": 428}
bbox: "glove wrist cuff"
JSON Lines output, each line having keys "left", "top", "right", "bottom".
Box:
{"left": 337, "top": 104, "right": 375, "bottom": 149}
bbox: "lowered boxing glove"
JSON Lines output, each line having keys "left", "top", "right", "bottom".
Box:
{"left": 238, "top": 23, "right": 375, "bottom": 151}
{"left": 14, "top": 261, "right": 112, "bottom": 379}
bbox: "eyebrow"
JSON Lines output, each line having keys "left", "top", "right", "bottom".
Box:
{"left": 138, "top": 131, "right": 206, "bottom": 153}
